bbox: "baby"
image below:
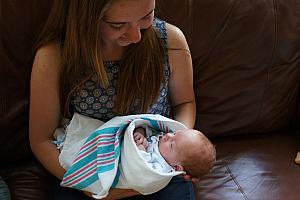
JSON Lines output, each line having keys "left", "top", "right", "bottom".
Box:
{"left": 133, "top": 127, "right": 216, "bottom": 178}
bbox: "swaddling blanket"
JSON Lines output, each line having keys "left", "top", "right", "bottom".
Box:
{"left": 60, "top": 113, "right": 186, "bottom": 199}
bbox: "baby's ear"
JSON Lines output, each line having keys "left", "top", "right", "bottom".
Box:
{"left": 174, "top": 165, "right": 185, "bottom": 171}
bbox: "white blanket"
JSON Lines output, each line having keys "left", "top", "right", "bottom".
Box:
{"left": 59, "top": 113, "right": 186, "bottom": 199}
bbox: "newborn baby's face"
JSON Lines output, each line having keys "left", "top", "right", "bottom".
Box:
{"left": 158, "top": 129, "right": 203, "bottom": 167}
{"left": 158, "top": 130, "right": 187, "bottom": 166}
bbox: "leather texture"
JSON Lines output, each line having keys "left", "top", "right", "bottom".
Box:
{"left": 0, "top": 0, "right": 52, "bottom": 164}
{"left": 195, "top": 132, "right": 300, "bottom": 200}
{"left": 1, "top": 0, "right": 300, "bottom": 199}
{"left": 157, "top": 0, "right": 300, "bottom": 136}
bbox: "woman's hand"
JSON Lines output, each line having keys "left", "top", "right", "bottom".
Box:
{"left": 83, "top": 188, "right": 140, "bottom": 199}
{"left": 183, "top": 174, "right": 199, "bottom": 183}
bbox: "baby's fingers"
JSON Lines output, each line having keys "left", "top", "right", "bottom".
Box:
{"left": 142, "top": 138, "right": 148, "bottom": 148}
{"left": 137, "top": 137, "right": 144, "bottom": 145}
{"left": 134, "top": 134, "right": 144, "bottom": 144}
{"left": 134, "top": 133, "right": 141, "bottom": 140}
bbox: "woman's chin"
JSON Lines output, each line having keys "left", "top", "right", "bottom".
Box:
{"left": 117, "top": 41, "right": 130, "bottom": 47}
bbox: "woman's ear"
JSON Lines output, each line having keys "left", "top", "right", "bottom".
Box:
{"left": 174, "top": 164, "right": 184, "bottom": 171}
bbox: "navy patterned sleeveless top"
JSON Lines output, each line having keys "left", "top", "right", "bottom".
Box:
{"left": 71, "top": 18, "right": 171, "bottom": 122}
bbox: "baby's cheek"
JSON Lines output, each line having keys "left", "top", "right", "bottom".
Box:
{"left": 159, "top": 145, "right": 168, "bottom": 157}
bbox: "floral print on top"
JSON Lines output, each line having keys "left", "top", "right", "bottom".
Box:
{"left": 71, "top": 18, "right": 171, "bottom": 122}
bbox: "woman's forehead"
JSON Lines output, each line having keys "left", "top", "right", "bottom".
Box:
{"left": 104, "top": 0, "right": 155, "bottom": 22}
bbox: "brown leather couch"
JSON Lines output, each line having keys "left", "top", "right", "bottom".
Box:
{"left": 1, "top": 0, "right": 300, "bottom": 199}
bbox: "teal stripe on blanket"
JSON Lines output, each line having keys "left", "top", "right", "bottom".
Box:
{"left": 64, "top": 151, "right": 97, "bottom": 176}
{"left": 62, "top": 163, "right": 97, "bottom": 186}
{"left": 141, "top": 117, "right": 174, "bottom": 134}
{"left": 98, "top": 163, "right": 115, "bottom": 173}
{"left": 70, "top": 172, "right": 99, "bottom": 190}
{"left": 97, "top": 144, "right": 115, "bottom": 156}
{"left": 141, "top": 117, "right": 160, "bottom": 131}
{"left": 87, "top": 127, "right": 119, "bottom": 142}
{"left": 112, "top": 165, "right": 121, "bottom": 188}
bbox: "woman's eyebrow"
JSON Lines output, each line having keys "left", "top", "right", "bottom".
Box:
{"left": 103, "top": 9, "right": 154, "bottom": 25}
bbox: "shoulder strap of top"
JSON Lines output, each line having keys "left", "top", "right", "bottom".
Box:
{"left": 153, "top": 18, "right": 168, "bottom": 48}
{"left": 153, "top": 18, "right": 171, "bottom": 78}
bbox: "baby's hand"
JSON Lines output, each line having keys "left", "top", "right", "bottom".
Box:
{"left": 137, "top": 144, "right": 147, "bottom": 151}
{"left": 133, "top": 128, "right": 148, "bottom": 149}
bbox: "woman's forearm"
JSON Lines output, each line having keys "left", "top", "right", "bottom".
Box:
{"left": 172, "top": 101, "right": 196, "bottom": 129}
{"left": 31, "top": 141, "right": 66, "bottom": 180}
{"left": 102, "top": 188, "right": 140, "bottom": 200}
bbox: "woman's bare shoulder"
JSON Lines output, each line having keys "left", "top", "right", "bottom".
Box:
{"left": 36, "top": 41, "right": 61, "bottom": 58}
{"left": 34, "top": 41, "right": 62, "bottom": 70}
{"left": 165, "top": 22, "right": 189, "bottom": 50}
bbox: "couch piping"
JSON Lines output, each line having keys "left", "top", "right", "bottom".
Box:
{"left": 224, "top": 162, "right": 249, "bottom": 200}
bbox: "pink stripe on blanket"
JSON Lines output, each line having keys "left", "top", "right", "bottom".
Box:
{"left": 64, "top": 166, "right": 97, "bottom": 187}
{"left": 73, "top": 145, "right": 97, "bottom": 163}
{"left": 63, "top": 159, "right": 97, "bottom": 183}
{"left": 81, "top": 134, "right": 115, "bottom": 151}
{"left": 97, "top": 151, "right": 115, "bottom": 158}
{"left": 97, "top": 157, "right": 115, "bottom": 165}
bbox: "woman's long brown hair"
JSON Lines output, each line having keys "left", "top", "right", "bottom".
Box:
{"left": 36, "top": 0, "right": 165, "bottom": 118}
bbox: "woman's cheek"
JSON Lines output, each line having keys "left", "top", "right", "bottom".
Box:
{"left": 141, "top": 20, "right": 153, "bottom": 29}
{"left": 103, "top": 29, "right": 123, "bottom": 40}
{"left": 100, "top": 24, "right": 123, "bottom": 40}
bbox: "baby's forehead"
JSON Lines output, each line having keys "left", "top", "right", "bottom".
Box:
{"left": 175, "top": 129, "right": 201, "bottom": 138}
{"left": 177, "top": 130, "right": 206, "bottom": 147}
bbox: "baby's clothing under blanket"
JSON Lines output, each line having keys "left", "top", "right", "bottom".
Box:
{"left": 59, "top": 113, "right": 186, "bottom": 199}
{"left": 139, "top": 135, "right": 174, "bottom": 173}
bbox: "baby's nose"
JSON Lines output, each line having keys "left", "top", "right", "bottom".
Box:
{"left": 163, "top": 132, "right": 173, "bottom": 140}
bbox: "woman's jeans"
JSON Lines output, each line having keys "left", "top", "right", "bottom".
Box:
{"left": 53, "top": 176, "right": 195, "bottom": 200}
{"left": 0, "top": 177, "right": 10, "bottom": 200}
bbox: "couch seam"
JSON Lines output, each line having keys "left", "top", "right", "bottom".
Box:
{"left": 224, "top": 162, "right": 249, "bottom": 200}
{"left": 252, "top": 0, "right": 278, "bottom": 131}
{"left": 196, "top": 0, "right": 237, "bottom": 66}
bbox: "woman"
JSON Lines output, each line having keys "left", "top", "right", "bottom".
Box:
{"left": 29, "top": 0, "right": 196, "bottom": 199}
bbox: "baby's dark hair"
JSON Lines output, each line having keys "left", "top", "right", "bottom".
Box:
{"left": 179, "top": 131, "right": 216, "bottom": 178}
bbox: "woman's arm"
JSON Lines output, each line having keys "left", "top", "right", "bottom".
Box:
{"left": 29, "top": 42, "right": 66, "bottom": 179}
{"left": 166, "top": 23, "right": 196, "bottom": 129}
{"left": 30, "top": 43, "right": 140, "bottom": 199}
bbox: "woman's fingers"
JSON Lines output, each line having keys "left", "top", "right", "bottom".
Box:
{"left": 183, "top": 174, "right": 199, "bottom": 183}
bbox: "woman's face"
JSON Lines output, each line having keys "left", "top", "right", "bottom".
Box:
{"left": 99, "top": 0, "right": 155, "bottom": 48}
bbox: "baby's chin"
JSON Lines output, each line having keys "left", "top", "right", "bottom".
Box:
{"left": 158, "top": 141, "right": 170, "bottom": 163}
{"left": 158, "top": 139, "right": 165, "bottom": 156}
{"left": 158, "top": 138, "right": 161, "bottom": 149}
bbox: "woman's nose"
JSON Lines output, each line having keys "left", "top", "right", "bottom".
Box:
{"left": 126, "top": 23, "right": 141, "bottom": 43}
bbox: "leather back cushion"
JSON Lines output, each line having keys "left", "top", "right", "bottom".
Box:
{"left": 0, "top": 0, "right": 52, "bottom": 163}
{"left": 1, "top": 0, "right": 300, "bottom": 164}
{"left": 157, "top": 0, "right": 300, "bottom": 136}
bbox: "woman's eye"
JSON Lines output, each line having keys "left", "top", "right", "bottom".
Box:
{"left": 141, "top": 15, "right": 152, "bottom": 21}
{"left": 110, "top": 24, "right": 124, "bottom": 30}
